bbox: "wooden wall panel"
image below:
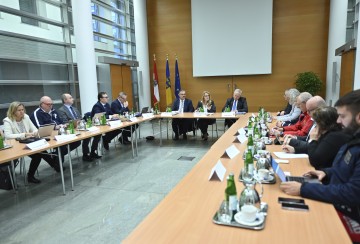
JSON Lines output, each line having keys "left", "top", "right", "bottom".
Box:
{"left": 110, "top": 64, "right": 133, "bottom": 109}
{"left": 147, "top": 0, "right": 329, "bottom": 112}
{"left": 340, "top": 49, "right": 355, "bottom": 97}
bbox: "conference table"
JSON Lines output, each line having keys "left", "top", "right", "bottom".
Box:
{"left": 123, "top": 113, "right": 351, "bottom": 243}
{"left": 0, "top": 115, "right": 154, "bottom": 194}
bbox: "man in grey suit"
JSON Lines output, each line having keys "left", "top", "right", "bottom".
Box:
{"left": 57, "top": 93, "right": 102, "bottom": 162}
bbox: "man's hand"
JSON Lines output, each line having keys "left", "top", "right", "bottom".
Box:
{"left": 303, "top": 170, "right": 326, "bottom": 181}
{"left": 280, "top": 182, "right": 302, "bottom": 196}
{"left": 124, "top": 101, "right": 129, "bottom": 108}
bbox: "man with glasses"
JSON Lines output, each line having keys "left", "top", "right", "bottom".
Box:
{"left": 111, "top": 91, "right": 137, "bottom": 145}
{"left": 91, "top": 92, "right": 121, "bottom": 150}
{"left": 30, "top": 96, "right": 81, "bottom": 166}
{"left": 171, "top": 90, "right": 194, "bottom": 140}
{"left": 57, "top": 93, "right": 102, "bottom": 161}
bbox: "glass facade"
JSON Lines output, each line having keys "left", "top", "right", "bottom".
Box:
{"left": 0, "top": 0, "right": 136, "bottom": 118}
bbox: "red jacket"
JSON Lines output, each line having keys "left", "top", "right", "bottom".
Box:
{"left": 283, "top": 111, "right": 313, "bottom": 136}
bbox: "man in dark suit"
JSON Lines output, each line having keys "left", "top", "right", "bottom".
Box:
{"left": 111, "top": 91, "right": 137, "bottom": 144}
{"left": 222, "top": 89, "right": 248, "bottom": 128}
{"left": 91, "top": 92, "right": 122, "bottom": 150}
{"left": 30, "top": 95, "right": 81, "bottom": 165}
{"left": 57, "top": 93, "right": 102, "bottom": 162}
{"left": 171, "top": 90, "right": 194, "bottom": 140}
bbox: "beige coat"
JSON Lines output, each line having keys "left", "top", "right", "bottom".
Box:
{"left": 3, "top": 114, "right": 38, "bottom": 139}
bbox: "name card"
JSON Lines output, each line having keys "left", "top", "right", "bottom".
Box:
{"left": 26, "top": 139, "right": 49, "bottom": 150}
{"left": 142, "top": 113, "right": 154, "bottom": 119}
{"left": 221, "top": 112, "right": 235, "bottom": 117}
{"left": 194, "top": 112, "right": 207, "bottom": 117}
{"left": 221, "top": 144, "right": 240, "bottom": 159}
{"left": 108, "top": 120, "right": 122, "bottom": 127}
{"left": 233, "top": 134, "right": 247, "bottom": 144}
{"left": 87, "top": 126, "right": 100, "bottom": 132}
{"left": 161, "top": 112, "right": 173, "bottom": 117}
{"left": 54, "top": 134, "right": 76, "bottom": 142}
{"left": 234, "top": 127, "right": 246, "bottom": 136}
{"left": 208, "top": 160, "right": 226, "bottom": 181}
{"left": 130, "top": 117, "right": 138, "bottom": 122}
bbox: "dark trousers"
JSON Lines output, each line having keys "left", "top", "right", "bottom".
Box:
{"left": 57, "top": 141, "right": 81, "bottom": 162}
{"left": 103, "top": 129, "right": 122, "bottom": 143}
{"left": 28, "top": 151, "right": 56, "bottom": 176}
{"left": 82, "top": 135, "right": 102, "bottom": 155}
{"left": 225, "top": 118, "right": 237, "bottom": 129}
{"left": 197, "top": 119, "right": 215, "bottom": 135}
{"left": 121, "top": 124, "right": 139, "bottom": 139}
{"left": 172, "top": 119, "right": 194, "bottom": 136}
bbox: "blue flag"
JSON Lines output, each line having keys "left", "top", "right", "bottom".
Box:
{"left": 174, "top": 59, "right": 181, "bottom": 99}
{"left": 166, "top": 58, "right": 173, "bottom": 106}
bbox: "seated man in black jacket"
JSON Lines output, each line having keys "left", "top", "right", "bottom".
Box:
{"left": 171, "top": 90, "right": 194, "bottom": 140}
{"left": 30, "top": 96, "right": 81, "bottom": 164}
{"left": 222, "top": 89, "right": 248, "bottom": 128}
{"left": 91, "top": 92, "right": 122, "bottom": 150}
{"left": 111, "top": 91, "right": 137, "bottom": 144}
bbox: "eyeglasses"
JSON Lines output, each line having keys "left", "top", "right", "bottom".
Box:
{"left": 42, "top": 102, "right": 53, "bottom": 106}
{"left": 102, "top": 96, "right": 108, "bottom": 99}
{"left": 179, "top": 93, "right": 186, "bottom": 96}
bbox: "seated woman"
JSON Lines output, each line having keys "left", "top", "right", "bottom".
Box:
{"left": 3, "top": 101, "right": 59, "bottom": 184}
{"left": 276, "top": 89, "right": 292, "bottom": 116}
{"left": 281, "top": 106, "right": 351, "bottom": 169}
{"left": 276, "top": 88, "right": 301, "bottom": 126}
{"left": 196, "top": 91, "right": 216, "bottom": 140}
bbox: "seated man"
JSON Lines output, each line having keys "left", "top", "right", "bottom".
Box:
{"left": 111, "top": 91, "right": 138, "bottom": 145}
{"left": 30, "top": 96, "right": 81, "bottom": 163}
{"left": 91, "top": 92, "right": 122, "bottom": 150}
{"left": 222, "top": 89, "right": 248, "bottom": 128}
{"left": 171, "top": 90, "right": 194, "bottom": 140}
{"left": 57, "top": 93, "right": 102, "bottom": 162}
{"left": 273, "top": 92, "right": 313, "bottom": 137}
{"left": 280, "top": 89, "right": 360, "bottom": 239}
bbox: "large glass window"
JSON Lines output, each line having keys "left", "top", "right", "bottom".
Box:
{"left": 19, "top": 0, "right": 39, "bottom": 26}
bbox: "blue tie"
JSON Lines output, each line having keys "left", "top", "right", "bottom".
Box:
{"left": 232, "top": 101, "right": 237, "bottom": 111}
{"left": 69, "top": 106, "right": 77, "bottom": 119}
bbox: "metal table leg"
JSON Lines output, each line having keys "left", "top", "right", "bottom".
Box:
{"left": 11, "top": 159, "right": 17, "bottom": 190}
{"left": 57, "top": 148, "right": 66, "bottom": 195}
{"left": 67, "top": 144, "right": 74, "bottom": 191}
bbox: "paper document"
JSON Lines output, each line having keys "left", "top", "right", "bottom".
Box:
{"left": 221, "top": 112, "right": 235, "bottom": 117}
{"left": 236, "top": 134, "right": 247, "bottom": 144}
{"left": 273, "top": 152, "right": 308, "bottom": 159}
{"left": 224, "top": 144, "right": 240, "bottom": 159}
{"left": 26, "top": 139, "right": 49, "bottom": 150}
{"left": 161, "top": 112, "right": 172, "bottom": 117}
{"left": 54, "top": 134, "right": 76, "bottom": 142}
{"left": 87, "top": 126, "right": 100, "bottom": 132}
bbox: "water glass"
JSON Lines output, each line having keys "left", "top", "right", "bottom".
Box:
{"left": 217, "top": 200, "right": 232, "bottom": 223}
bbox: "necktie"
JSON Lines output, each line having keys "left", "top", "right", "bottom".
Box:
{"left": 179, "top": 100, "right": 184, "bottom": 113}
{"left": 232, "top": 100, "right": 237, "bottom": 111}
{"left": 69, "top": 106, "right": 77, "bottom": 119}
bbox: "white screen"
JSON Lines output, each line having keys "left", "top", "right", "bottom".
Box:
{"left": 191, "top": 0, "right": 273, "bottom": 77}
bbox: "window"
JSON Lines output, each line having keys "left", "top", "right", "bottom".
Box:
{"left": 19, "top": 0, "right": 39, "bottom": 26}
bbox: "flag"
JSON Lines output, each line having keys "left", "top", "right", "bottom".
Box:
{"left": 153, "top": 55, "right": 160, "bottom": 105}
{"left": 165, "top": 58, "right": 173, "bottom": 106}
{"left": 174, "top": 58, "right": 181, "bottom": 99}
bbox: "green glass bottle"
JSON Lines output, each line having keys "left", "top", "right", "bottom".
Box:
{"left": 254, "top": 125, "right": 261, "bottom": 140}
{"left": 199, "top": 106, "right": 204, "bottom": 112}
{"left": 101, "top": 114, "right": 107, "bottom": 125}
{"left": 69, "top": 120, "right": 75, "bottom": 134}
{"left": 225, "top": 106, "right": 230, "bottom": 112}
{"left": 225, "top": 173, "right": 237, "bottom": 216}
{"left": 86, "top": 117, "right": 92, "bottom": 128}
{"left": 247, "top": 134, "right": 254, "bottom": 155}
{"left": 247, "top": 120, "right": 253, "bottom": 137}
{"left": 0, "top": 134, "right": 4, "bottom": 149}
{"left": 244, "top": 150, "right": 255, "bottom": 176}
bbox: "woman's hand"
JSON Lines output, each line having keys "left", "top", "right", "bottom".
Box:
{"left": 282, "top": 144, "right": 295, "bottom": 153}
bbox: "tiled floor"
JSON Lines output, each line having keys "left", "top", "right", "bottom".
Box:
{"left": 0, "top": 120, "right": 224, "bottom": 244}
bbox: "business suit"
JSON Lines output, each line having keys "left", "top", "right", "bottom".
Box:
{"left": 222, "top": 96, "right": 248, "bottom": 128}
{"left": 111, "top": 99, "right": 138, "bottom": 141}
{"left": 3, "top": 115, "right": 58, "bottom": 177}
{"left": 171, "top": 98, "right": 194, "bottom": 138}
{"left": 195, "top": 100, "right": 216, "bottom": 136}
{"left": 91, "top": 101, "right": 121, "bottom": 147}
{"left": 57, "top": 105, "right": 101, "bottom": 157}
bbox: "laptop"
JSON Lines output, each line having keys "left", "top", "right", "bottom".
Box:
{"left": 141, "top": 107, "right": 149, "bottom": 113}
{"left": 93, "top": 112, "right": 105, "bottom": 119}
{"left": 271, "top": 158, "right": 321, "bottom": 184}
{"left": 37, "top": 124, "right": 55, "bottom": 138}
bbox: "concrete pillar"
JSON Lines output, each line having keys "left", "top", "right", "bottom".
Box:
{"left": 71, "top": 0, "right": 98, "bottom": 114}
{"left": 134, "top": 0, "right": 151, "bottom": 109}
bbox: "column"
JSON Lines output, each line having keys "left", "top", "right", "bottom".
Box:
{"left": 134, "top": 0, "right": 151, "bottom": 109}
{"left": 326, "top": 0, "right": 347, "bottom": 104}
{"left": 71, "top": 0, "right": 98, "bottom": 114}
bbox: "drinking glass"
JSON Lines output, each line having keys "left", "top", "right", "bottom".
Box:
{"left": 217, "top": 200, "right": 232, "bottom": 223}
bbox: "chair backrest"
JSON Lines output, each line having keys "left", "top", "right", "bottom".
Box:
{"left": 83, "top": 112, "right": 92, "bottom": 120}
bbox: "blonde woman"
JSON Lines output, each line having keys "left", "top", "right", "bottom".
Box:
{"left": 196, "top": 91, "right": 216, "bottom": 140}
{"left": 3, "top": 102, "right": 59, "bottom": 183}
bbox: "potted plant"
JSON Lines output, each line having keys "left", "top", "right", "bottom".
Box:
{"left": 294, "top": 71, "right": 323, "bottom": 96}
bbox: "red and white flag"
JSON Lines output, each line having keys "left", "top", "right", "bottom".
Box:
{"left": 153, "top": 55, "right": 160, "bottom": 105}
